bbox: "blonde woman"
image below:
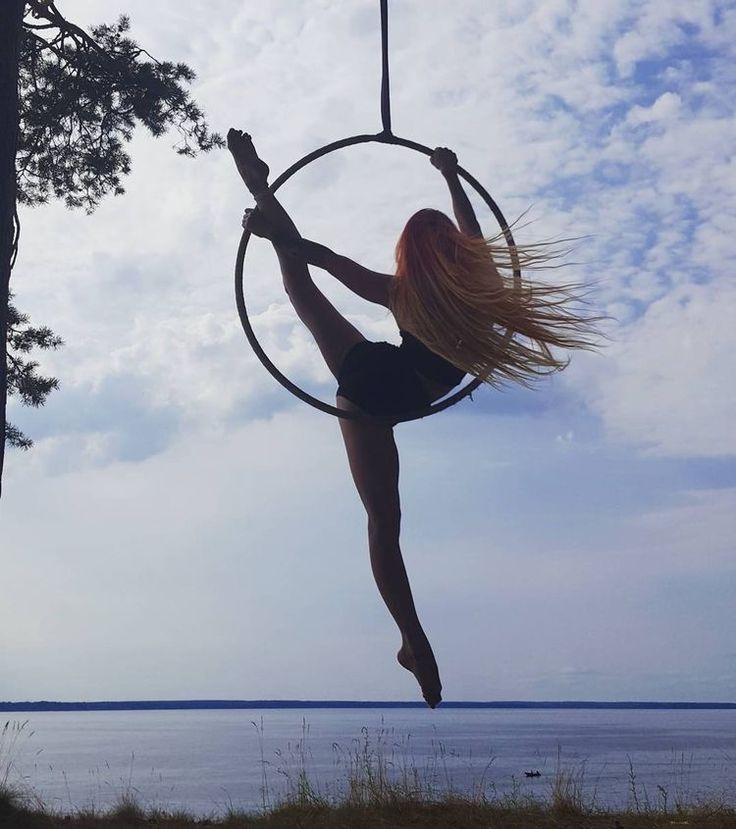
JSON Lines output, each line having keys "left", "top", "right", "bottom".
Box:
{"left": 228, "top": 129, "right": 598, "bottom": 708}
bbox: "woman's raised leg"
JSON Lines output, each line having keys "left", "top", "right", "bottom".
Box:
{"left": 229, "top": 129, "right": 363, "bottom": 378}
{"left": 336, "top": 395, "right": 442, "bottom": 707}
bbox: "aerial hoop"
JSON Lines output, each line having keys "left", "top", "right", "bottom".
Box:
{"left": 234, "top": 133, "right": 521, "bottom": 423}
{"left": 234, "top": 1, "right": 522, "bottom": 422}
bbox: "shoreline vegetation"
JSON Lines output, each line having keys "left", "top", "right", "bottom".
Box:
{"left": 3, "top": 779, "right": 736, "bottom": 829}
{"left": 2, "top": 797, "right": 736, "bottom": 829}
{"left": 3, "top": 719, "right": 735, "bottom": 829}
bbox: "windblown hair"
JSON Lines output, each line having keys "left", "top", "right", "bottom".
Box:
{"left": 389, "top": 208, "right": 602, "bottom": 387}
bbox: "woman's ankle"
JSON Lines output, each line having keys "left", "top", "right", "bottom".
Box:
{"left": 401, "top": 622, "right": 427, "bottom": 648}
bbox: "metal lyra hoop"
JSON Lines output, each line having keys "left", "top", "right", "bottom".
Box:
{"left": 234, "top": 131, "right": 521, "bottom": 422}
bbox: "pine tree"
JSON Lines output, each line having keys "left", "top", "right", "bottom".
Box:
{"left": 1, "top": 0, "right": 223, "bottom": 496}
{"left": 6, "top": 292, "right": 63, "bottom": 450}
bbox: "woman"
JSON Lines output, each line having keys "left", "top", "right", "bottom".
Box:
{"left": 227, "top": 129, "right": 598, "bottom": 708}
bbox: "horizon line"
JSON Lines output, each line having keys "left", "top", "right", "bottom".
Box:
{"left": 2, "top": 698, "right": 735, "bottom": 711}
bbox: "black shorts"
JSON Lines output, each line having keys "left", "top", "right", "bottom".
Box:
{"left": 336, "top": 340, "right": 432, "bottom": 417}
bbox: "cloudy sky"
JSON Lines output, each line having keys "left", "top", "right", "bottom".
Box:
{"left": 2, "top": 0, "right": 735, "bottom": 703}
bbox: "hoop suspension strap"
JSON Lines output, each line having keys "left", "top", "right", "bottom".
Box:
{"left": 380, "top": 0, "right": 392, "bottom": 135}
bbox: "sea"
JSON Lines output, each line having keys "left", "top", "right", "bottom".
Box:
{"left": 2, "top": 705, "right": 735, "bottom": 817}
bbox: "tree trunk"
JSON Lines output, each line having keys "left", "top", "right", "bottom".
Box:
{"left": 0, "top": 0, "right": 25, "bottom": 498}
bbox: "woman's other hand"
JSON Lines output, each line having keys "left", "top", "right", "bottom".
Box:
{"left": 242, "top": 208, "right": 302, "bottom": 254}
{"left": 242, "top": 207, "right": 276, "bottom": 239}
{"left": 430, "top": 147, "right": 458, "bottom": 175}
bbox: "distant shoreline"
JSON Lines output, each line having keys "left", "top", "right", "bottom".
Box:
{"left": 1, "top": 699, "right": 735, "bottom": 712}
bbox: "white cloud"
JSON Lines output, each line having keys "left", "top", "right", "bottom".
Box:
{"left": 570, "top": 279, "right": 736, "bottom": 457}
{"left": 627, "top": 91, "right": 683, "bottom": 124}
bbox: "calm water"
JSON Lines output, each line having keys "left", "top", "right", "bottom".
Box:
{"left": 3, "top": 709, "right": 735, "bottom": 815}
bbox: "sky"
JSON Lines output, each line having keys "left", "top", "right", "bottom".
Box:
{"left": 1, "top": 0, "right": 735, "bottom": 703}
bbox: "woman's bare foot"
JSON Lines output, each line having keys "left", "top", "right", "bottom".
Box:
{"left": 397, "top": 636, "right": 442, "bottom": 709}
{"left": 227, "top": 128, "right": 270, "bottom": 195}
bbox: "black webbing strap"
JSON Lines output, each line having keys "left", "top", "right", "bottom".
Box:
{"left": 380, "top": 0, "right": 392, "bottom": 135}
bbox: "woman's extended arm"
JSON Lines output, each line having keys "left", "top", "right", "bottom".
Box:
{"left": 242, "top": 210, "right": 393, "bottom": 308}
{"left": 430, "top": 148, "right": 483, "bottom": 238}
{"left": 292, "top": 238, "right": 393, "bottom": 308}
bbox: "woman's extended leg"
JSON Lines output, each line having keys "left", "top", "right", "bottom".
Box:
{"left": 229, "top": 129, "right": 363, "bottom": 377}
{"left": 336, "top": 395, "right": 442, "bottom": 707}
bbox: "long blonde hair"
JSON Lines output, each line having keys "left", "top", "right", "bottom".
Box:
{"left": 389, "top": 208, "right": 602, "bottom": 387}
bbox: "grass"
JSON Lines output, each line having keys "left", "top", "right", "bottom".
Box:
{"left": 2, "top": 791, "right": 736, "bottom": 828}
{"left": 2, "top": 717, "right": 735, "bottom": 828}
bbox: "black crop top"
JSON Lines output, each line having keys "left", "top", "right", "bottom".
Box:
{"left": 398, "top": 330, "right": 465, "bottom": 387}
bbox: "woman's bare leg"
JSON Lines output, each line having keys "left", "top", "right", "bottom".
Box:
{"left": 229, "top": 129, "right": 364, "bottom": 377}
{"left": 337, "top": 395, "right": 442, "bottom": 708}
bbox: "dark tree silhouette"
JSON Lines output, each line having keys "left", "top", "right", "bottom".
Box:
{"left": 1, "top": 0, "right": 223, "bottom": 496}
{"left": 6, "top": 291, "right": 63, "bottom": 450}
